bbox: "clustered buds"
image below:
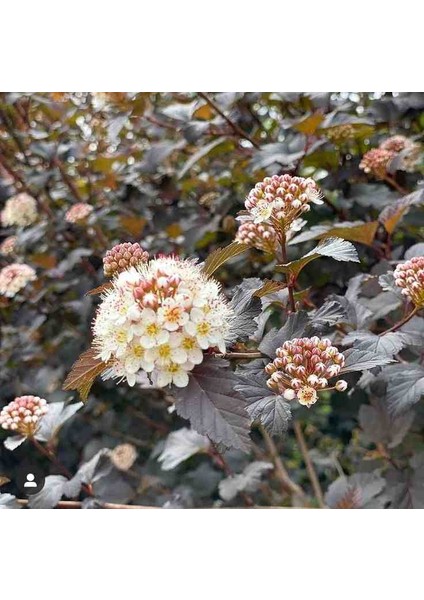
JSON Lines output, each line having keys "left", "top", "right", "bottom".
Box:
{"left": 0, "top": 395, "right": 48, "bottom": 437}
{"left": 65, "top": 202, "right": 94, "bottom": 224}
{"left": 393, "top": 256, "right": 424, "bottom": 308}
{"left": 0, "top": 263, "right": 36, "bottom": 298}
{"left": 324, "top": 124, "right": 356, "bottom": 143}
{"left": 359, "top": 148, "right": 394, "bottom": 179}
{"left": 235, "top": 220, "right": 279, "bottom": 254}
{"left": 0, "top": 236, "right": 17, "bottom": 256}
{"left": 265, "top": 336, "right": 347, "bottom": 408}
{"left": 103, "top": 242, "right": 149, "bottom": 278}
{"left": 242, "top": 175, "right": 323, "bottom": 231}
{"left": 1, "top": 193, "right": 38, "bottom": 228}
{"left": 380, "top": 135, "right": 416, "bottom": 154}
{"left": 235, "top": 217, "right": 306, "bottom": 254}
{"left": 360, "top": 135, "right": 421, "bottom": 179}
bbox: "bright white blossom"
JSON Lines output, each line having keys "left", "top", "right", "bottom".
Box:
{"left": 93, "top": 256, "right": 233, "bottom": 389}
{"left": 0, "top": 263, "right": 36, "bottom": 298}
{"left": 265, "top": 336, "right": 347, "bottom": 408}
{"left": 1, "top": 193, "right": 38, "bottom": 227}
{"left": 241, "top": 174, "right": 323, "bottom": 232}
{"left": 0, "top": 395, "right": 48, "bottom": 437}
{"left": 65, "top": 203, "right": 94, "bottom": 224}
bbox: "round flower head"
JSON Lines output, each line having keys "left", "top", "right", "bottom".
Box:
{"left": 380, "top": 135, "right": 413, "bottom": 153}
{"left": 0, "top": 395, "right": 48, "bottom": 437}
{"left": 393, "top": 257, "right": 424, "bottom": 308}
{"left": 103, "top": 242, "right": 149, "bottom": 278}
{"left": 0, "top": 263, "right": 36, "bottom": 298}
{"left": 0, "top": 235, "right": 17, "bottom": 256}
{"left": 265, "top": 336, "right": 347, "bottom": 408}
{"left": 110, "top": 443, "right": 138, "bottom": 471}
{"left": 380, "top": 135, "right": 421, "bottom": 172}
{"left": 324, "top": 124, "right": 356, "bottom": 144}
{"left": 1, "top": 193, "right": 38, "bottom": 227}
{"left": 65, "top": 203, "right": 94, "bottom": 224}
{"left": 235, "top": 217, "right": 305, "bottom": 255}
{"left": 93, "top": 256, "right": 234, "bottom": 389}
{"left": 242, "top": 175, "right": 323, "bottom": 231}
{"left": 359, "top": 148, "right": 394, "bottom": 179}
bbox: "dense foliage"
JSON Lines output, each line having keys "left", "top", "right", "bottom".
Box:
{"left": 1, "top": 92, "right": 423, "bottom": 509}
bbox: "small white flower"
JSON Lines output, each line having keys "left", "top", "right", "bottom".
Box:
{"left": 250, "top": 200, "right": 274, "bottom": 224}
{"left": 156, "top": 362, "right": 193, "bottom": 388}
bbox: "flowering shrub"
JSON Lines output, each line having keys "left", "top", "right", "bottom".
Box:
{"left": 1, "top": 92, "right": 424, "bottom": 510}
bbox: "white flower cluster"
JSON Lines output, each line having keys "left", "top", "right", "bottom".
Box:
{"left": 0, "top": 263, "right": 36, "bottom": 298}
{"left": 1, "top": 193, "right": 38, "bottom": 227}
{"left": 93, "top": 257, "right": 234, "bottom": 389}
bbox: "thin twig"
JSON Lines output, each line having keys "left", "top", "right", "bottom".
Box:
{"left": 197, "top": 92, "right": 260, "bottom": 149}
{"left": 17, "top": 499, "right": 156, "bottom": 509}
{"left": 383, "top": 174, "right": 408, "bottom": 196}
{"left": 278, "top": 230, "right": 296, "bottom": 313}
{"left": 53, "top": 157, "right": 84, "bottom": 202}
{"left": 259, "top": 424, "right": 305, "bottom": 499}
{"left": 293, "top": 421, "right": 325, "bottom": 508}
{"left": 216, "top": 351, "right": 264, "bottom": 360}
{"left": 378, "top": 306, "right": 418, "bottom": 336}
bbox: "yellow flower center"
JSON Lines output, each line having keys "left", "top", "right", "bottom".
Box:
{"left": 116, "top": 331, "right": 127, "bottom": 343}
{"left": 132, "top": 345, "right": 144, "bottom": 358}
{"left": 182, "top": 337, "right": 196, "bottom": 350}
{"left": 158, "top": 344, "right": 171, "bottom": 359}
{"left": 197, "top": 322, "right": 210, "bottom": 336}
{"left": 146, "top": 323, "right": 159, "bottom": 336}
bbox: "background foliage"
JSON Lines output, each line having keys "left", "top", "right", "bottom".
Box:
{"left": 1, "top": 92, "right": 424, "bottom": 509}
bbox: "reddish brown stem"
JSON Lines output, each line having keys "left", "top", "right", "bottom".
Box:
{"left": 293, "top": 421, "right": 325, "bottom": 508}
{"left": 197, "top": 92, "right": 260, "bottom": 149}
{"left": 379, "top": 306, "right": 418, "bottom": 336}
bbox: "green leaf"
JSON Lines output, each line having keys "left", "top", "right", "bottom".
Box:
{"left": 202, "top": 242, "right": 248, "bottom": 276}
{"left": 277, "top": 237, "right": 359, "bottom": 279}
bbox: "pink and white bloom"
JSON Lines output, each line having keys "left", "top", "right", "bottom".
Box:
{"left": 0, "top": 395, "right": 48, "bottom": 437}
{"left": 93, "top": 256, "right": 233, "bottom": 389}
{"left": 0, "top": 263, "right": 36, "bottom": 298}
{"left": 265, "top": 336, "right": 347, "bottom": 408}
{"left": 1, "top": 193, "right": 38, "bottom": 227}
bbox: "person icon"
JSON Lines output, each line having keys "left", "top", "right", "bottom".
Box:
{"left": 24, "top": 473, "right": 37, "bottom": 488}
